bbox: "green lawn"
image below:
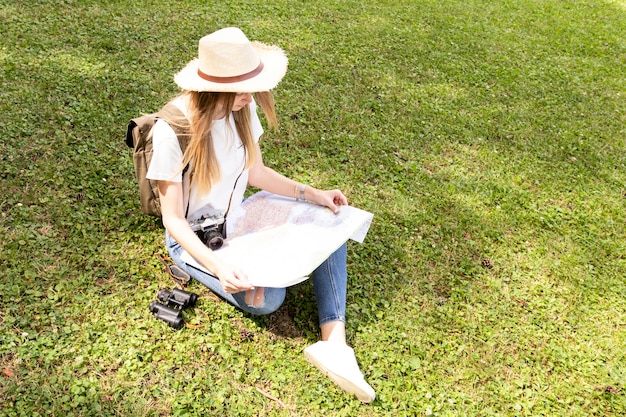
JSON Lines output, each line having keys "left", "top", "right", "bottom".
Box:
{"left": 1, "top": 0, "right": 625, "bottom": 415}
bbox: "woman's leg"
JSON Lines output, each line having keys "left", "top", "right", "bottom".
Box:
{"left": 311, "top": 243, "right": 348, "bottom": 330}
{"left": 165, "top": 231, "right": 285, "bottom": 315}
{"left": 306, "top": 243, "right": 375, "bottom": 402}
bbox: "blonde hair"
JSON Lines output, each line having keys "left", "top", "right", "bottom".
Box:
{"left": 159, "top": 91, "right": 277, "bottom": 195}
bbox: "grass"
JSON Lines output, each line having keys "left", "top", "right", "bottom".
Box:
{"left": 1, "top": 0, "right": 625, "bottom": 415}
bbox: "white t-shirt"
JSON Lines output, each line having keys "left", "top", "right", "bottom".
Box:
{"left": 146, "top": 97, "right": 263, "bottom": 230}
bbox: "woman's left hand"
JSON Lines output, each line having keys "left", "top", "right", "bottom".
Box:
{"left": 309, "top": 188, "right": 348, "bottom": 214}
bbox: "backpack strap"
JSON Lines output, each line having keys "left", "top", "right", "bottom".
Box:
{"left": 155, "top": 103, "right": 192, "bottom": 218}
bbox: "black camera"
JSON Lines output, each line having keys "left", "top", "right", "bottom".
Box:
{"left": 189, "top": 212, "right": 227, "bottom": 250}
{"left": 149, "top": 288, "right": 198, "bottom": 330}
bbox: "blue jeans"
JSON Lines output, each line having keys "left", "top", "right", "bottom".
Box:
{"left": 165, "top": 232, "right": 347, "bottom": 326}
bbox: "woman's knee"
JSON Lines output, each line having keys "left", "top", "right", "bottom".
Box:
{"left": 242, "top": 287, "right": 285, "bottom": 315}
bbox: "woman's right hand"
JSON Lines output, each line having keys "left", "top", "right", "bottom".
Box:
{"left": 214, "top": 261, "right": 254, "bottom": 294}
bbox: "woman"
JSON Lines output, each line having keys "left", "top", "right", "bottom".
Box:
{"left": 146, "top": 27, "right": 375, "bottom": 403}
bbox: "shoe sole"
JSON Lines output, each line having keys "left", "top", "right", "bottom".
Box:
{"left": 304, "top": 349, "right": 375, "bottom": 403}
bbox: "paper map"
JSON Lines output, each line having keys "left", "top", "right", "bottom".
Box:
{"left": 181, "top": 191, "right": 373, "bottom": 287}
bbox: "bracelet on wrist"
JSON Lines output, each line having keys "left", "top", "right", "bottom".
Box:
{"left": 300, "top": 184, "right": 307, "bottom": 202}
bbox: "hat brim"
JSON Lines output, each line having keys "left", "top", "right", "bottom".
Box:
{"left": 174, "top": 42, "right": 288, "bottom": 93}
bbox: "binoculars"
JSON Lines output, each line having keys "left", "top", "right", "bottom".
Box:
{"left": 149, "top": 288, "right": 198, "bottom": 329}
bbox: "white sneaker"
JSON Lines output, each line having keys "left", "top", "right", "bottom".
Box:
{"left": 304, "top": 341, "right": 376, "bottom": 403}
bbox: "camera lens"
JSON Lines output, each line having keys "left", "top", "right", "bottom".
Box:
{"left": 207, "top": 234, "right": 224, "bottom": 250}
{"left": 202, "top": 229, "right": 224, "bottom": 250}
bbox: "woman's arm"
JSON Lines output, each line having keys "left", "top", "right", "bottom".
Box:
{"left": 247, "top": 143, "right": 348, "bottom": 213}
{"left": 158, "top": 180, "right": 253, "bottom": 293}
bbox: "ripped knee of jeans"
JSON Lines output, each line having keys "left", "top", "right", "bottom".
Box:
{"left": 245, "top": 287, "right": 265, "bottom": 308}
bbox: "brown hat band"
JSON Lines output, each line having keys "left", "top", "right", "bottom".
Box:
{"left": 197, "top": 62, "right": 264, "bottom": 84}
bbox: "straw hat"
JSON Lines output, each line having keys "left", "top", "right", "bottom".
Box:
{"left": 174, "top": 27, "right": 288, "bottom": 93}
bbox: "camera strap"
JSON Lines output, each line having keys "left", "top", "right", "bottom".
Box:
{"left": 223, "top": 149, "right": 247, "bottom": 221}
